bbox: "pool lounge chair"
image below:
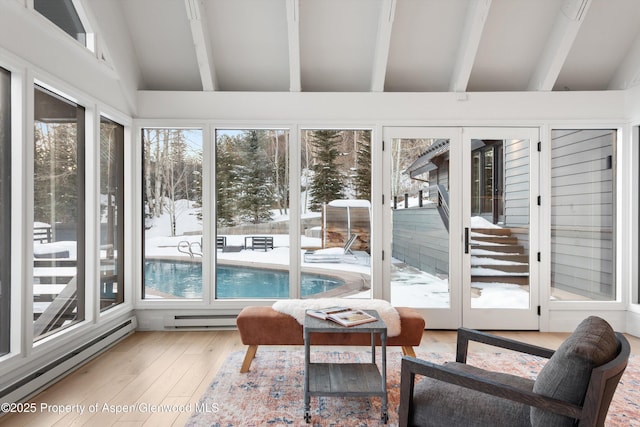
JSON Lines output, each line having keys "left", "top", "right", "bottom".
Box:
{"left": 303, "top": 233, "right": 360, "bottom": 263}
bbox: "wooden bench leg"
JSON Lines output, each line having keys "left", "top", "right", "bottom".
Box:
{"left": 402, "top": 346, "right": 416, "bottom": 358}
{"left": 240, "top": 345, "right": 258, "bottom": 373}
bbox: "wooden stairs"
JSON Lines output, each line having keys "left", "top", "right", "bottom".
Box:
{"left": 470, "top": 227, "right": 529, "bottom": 286}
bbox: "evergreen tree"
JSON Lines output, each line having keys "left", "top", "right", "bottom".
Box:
{"left": 308, "top": 130, "right": 345, "bottom": 211}
{"left": 354, "top": 130, "right": 371, "bottom": 200}
{"left": 215, "top": 134, "right": 240, "bottom": 227}
{"left": 237, "top": 130, "right": 274, "bottom": 224}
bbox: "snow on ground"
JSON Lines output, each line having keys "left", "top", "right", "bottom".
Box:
{"left": 471, "top": 267, "right": 529, "bottom": 276}
{"left": 471, "top": 282, "right": 529, "bottom": 308}
{"left": 470, "top": 216, "right": 502, "bottom": 228}
{"left": 471, "top": 256, "right": 527, "bottom": 266}
{"left": 33, "top": 241, "right": 78, "bottom": 259}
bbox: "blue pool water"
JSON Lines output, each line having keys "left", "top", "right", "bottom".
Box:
{"left": 144, "top": 260, "right": 345, "bottom": 299}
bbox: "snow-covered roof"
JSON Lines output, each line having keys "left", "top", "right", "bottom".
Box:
{"left": 406, "top": 139, "right": 450, "bottom": 178}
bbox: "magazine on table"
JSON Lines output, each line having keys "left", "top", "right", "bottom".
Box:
{"left": 306, "top": 307, "right": 377, "bottom": 327}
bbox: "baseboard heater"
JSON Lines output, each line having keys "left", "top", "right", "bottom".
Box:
{"left": 0, "top": 316, "right": 137, "bottom": 405}
{"left": 165, "top": 313, "right": 238, "bottom": 329}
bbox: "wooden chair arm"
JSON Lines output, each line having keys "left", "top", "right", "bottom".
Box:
{"left": 399, "top": 356, "right": 583, "bottom": 422}
{"left": 456, "top": 328, "right": 555, "bottom": 363}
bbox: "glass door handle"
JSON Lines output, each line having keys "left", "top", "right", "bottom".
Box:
{"left": 465, "top": 227, "right": 470, "bottom": 254}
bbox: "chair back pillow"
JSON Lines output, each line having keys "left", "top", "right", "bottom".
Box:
{"left": 531, "top": 316, "right": 618, "bottom": 426}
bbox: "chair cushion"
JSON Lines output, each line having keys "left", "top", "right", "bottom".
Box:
{"left": 411, "top": 362, "right": 534, "bottom": 427}
{"left": 531, "top": 316, "right": 618, "bottom": 426}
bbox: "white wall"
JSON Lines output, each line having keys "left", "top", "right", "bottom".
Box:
{"left": 136, "top": 90, "right": 626, "bottom": 124}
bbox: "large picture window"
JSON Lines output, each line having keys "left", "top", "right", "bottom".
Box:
{"left": 142, "top": 128, "right": 203, "bottom": 299}
{"left": 550, "top": 129, "right": 616, "bottom": 301}
{"left": 300, "top": 129, "right": 371, "bottom": 299}
{"left": 33, "top": 85, "right": 85, "bottom": 339}
{"left": 0, "top": 67, "right": 10, "bottom": 355}
{"left": 215, "top": 129, "right": 290, "bottom": 299}
{"left": 100, "top": 117, "right": 124, "bottom": 310}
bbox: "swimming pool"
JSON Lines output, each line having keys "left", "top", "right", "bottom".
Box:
{"left": 144, "top": 260, "right": 345, "bottom": 299}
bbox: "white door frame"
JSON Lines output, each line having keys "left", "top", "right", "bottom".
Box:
{"left": 383, "top": 126, "right": 540, "bottom": 330}
{"left": 383, "top": 127, "right": 462, "bottom": 329}
{"left": 461, "top": 127, "right": 540, "bottom": 330}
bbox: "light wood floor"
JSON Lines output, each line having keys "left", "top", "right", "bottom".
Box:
{"left": 2, "top": 329, "right": 639, "bottom": 426}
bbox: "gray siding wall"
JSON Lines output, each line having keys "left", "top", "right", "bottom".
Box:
{"left": 504, "top": 138, "right": 530, "bottom": 227}
{"left": 504, "top": 138, "right": 530, "bottom": 253}
{"left": 551, "top": 129, "right": 615, "bottom": 300}
{"left": 427, "top": 160, "right": 449, "bottom": 203}
{"left": 392, "top": 205, "right": 448, "bottom": 275}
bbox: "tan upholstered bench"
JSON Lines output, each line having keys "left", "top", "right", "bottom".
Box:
{"left": 236, "top": 306, "right": 425, "bottom": 373}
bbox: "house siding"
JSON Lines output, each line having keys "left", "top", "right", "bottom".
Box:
{"left": 551, "top": 129, "right": 615, "bottom": 300}
{"left": 504, "top": 138, "right": 531, "bottom": 253}
{"left": 392, "top": 205, "right": 449, "bottom": 276}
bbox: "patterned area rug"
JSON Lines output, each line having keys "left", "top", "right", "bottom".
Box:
{"left": 186, "top": 349, "right": 640, "bottom": 427}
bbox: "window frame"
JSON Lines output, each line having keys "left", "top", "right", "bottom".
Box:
{"left": 32, "top": 83, "right": 86, "bottom": 340}
{"left": 139, "top": 125, "right": 208, "bottom": 305}
{"left": 0, "top": 66, "right": 11, "bottom": 356}
{"left": 544, "top": 124, "right": 626, "bottom": 312}
{"left": 99, "top": 115, "right": 125, "bottom": 311}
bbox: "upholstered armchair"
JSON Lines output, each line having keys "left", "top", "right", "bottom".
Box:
{"left": 399, "top": 316, "right": 630, "bottom": 426}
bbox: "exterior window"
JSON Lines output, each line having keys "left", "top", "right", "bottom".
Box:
{"left": 0, "top": 67, "right": 10, "bottom": 355}
{"left": 215, "top": 129, "right": 290, "bottom": 299}
{"left": 100, "top": 117, "right": 124, "bottom": 310}
{"left": 142, "top": 128, "right": 203, "bottom": 299}
{"left": 550, "top": 129, "right": 616, "bottom": 301}
{"left": 34, "top": 0, "right": 90, "bottom": 49}
{"left": 33, "top": 85, "right": 85, "bottom": 339}
{"left": 300, "top": 129, "right": 371, "bottom": 299}
{"left": 471, "top": 142, "right": 504, "bottom": 223}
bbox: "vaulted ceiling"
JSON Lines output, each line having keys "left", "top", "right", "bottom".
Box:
{"left": 87, "top": 0, "right": 640, "bottom": 93}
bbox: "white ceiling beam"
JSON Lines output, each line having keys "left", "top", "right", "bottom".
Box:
{"left": 527, "top": 0, "right": 592, "bottom": 91}
{"left": 286, "top": 0, "right": 301, "bottom": 92}
{"left": 184, "top": 0, "right": 217, "bottom": 91}
{"left": 370, "top": 0, "right": 396, "bottom": 92}
{"left": 609, "top": 31, "right": 640, "bottom": 90}
{"left": 448, "top": 0, "right": 492, "bottom": 93}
